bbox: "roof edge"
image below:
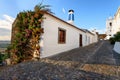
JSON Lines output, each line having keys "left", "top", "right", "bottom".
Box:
{"left": 44, "top": 12, "right": 93, "bottom": 33}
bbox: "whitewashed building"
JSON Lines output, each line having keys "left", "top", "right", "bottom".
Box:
{"left": 40, "top": 10, "right": 98, "bottom": 58}
{"left": 106, "top": 7, "right": 120, "bottom": 39}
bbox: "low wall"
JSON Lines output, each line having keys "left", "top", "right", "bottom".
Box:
{"left": 113, "top": 42, "right": 120, "bottom": 54}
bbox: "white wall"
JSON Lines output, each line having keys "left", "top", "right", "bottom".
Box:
{"left": 114, "top": 12, "right": 120, "bottom": 33}
{"left": 40, "top": 13, "right": 97, "bottom": 58}
{"left": 92, "top": 32, "right": 98, "bottom": 43}
{"left": 113, "top": 42, "right": 120, "bottom": 54}
{"left": 83, "top": 32, "right": 97, "bottom": 46}
{"left": 106, "top": 8, "right": 120, "bottom": 39}
{"left": 106, "top": 18, "right": 114, "bottom": 39}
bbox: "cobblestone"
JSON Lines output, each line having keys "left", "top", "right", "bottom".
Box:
{"left": 0, "top": 40, "right": 120, "bottom": 80}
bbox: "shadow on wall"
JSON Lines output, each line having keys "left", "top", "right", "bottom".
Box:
{"left": 113, "top": 50, "right": 120, "bottom": 66}
{"left": 113, "top": 42, "right": 120, "bottom": 54}
{"left": 40, "top": 34, "right": 44, "bottom": 58}
{"left": 113, "top": 42, "right": 120, "bottom": 66}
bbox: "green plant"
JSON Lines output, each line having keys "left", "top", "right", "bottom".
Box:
{"left": 0, "top": 53, "right": 10, "bottom": 63}
{"left": 0, "top": 52, "right": 3, "bottom": 63}
{"left": 114, "top": 32, "right": 120, "bottom": 42}
{"left": 2, "top": 53, "right": 10, "bottom": 60}
{"left": 109, "top": 32, "right": 120, "bottom": 44}
{"left": 7, "top": 2, "right": 52, "bottom": 64}
{"left": 9, "top": 11, "right": 42, "bottom": 63}
{"left": 34, "top": 2, "right": 52, "bottom": 13}
{"left": 109, "top": 37, "right": 115, "bottom": 44}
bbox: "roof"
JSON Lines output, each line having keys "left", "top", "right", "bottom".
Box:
{"left": 98, "top": 34, "right": 106, "bottom": 39}
{"left": 45, "top": 12, "right": 94, "bottom": 35}
{"left": 69, "top": 10, "right": 74, "bottom": 12}
{"left": 82, "top": 29, "right": 95, "bottom": 35}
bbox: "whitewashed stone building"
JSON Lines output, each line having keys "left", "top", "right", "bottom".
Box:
{"left": 106, "top": 7, "right": 120, "bottom": 39}
{"left": 40, "top": 10, "right": 98, "bottom": 58}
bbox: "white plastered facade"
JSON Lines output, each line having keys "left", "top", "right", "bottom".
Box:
{"left": 106, "top": 7, "right": 120, "bottom": 39}
{"left": 40, "top": 13, "right": 98, "bottom": 58}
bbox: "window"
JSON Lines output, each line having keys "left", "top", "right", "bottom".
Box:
{"left": 68, "top": 14, "right": 74, "bottom": 20}
{"left": 72, "top": 14, "right": 74, "bottom": 20}
{"left": 109, "top": 22, "right": 112, "bottom": 26}
{"left": 58, "top": 28, "right": 66, "bottom": 43}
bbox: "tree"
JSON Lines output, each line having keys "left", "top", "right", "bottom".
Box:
{"left": 34, "top": 2, "right": 53, "bottom": 13}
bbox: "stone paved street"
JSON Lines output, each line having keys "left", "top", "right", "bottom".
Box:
{"left": 0, "top": 40, "right": 120, "bottom": 80}
{"left": 49, "top": 40, "right": 120, "bottom": 78}
{"left": 86, "top": 40, "right": 115, "bottom": 65}
{"left": 81, "top": 41, "right": 120, "bottom": 77}
{"left": 49, "top": 41, "right": 103, "bottom": 66}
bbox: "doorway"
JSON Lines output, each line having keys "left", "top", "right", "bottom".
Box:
{"left": 79, "top": 34, "right": 82, "bottom": 47}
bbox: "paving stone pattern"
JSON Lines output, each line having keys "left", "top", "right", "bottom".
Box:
{"left": 0, "top": 40, "right": 120, "bottom": 80}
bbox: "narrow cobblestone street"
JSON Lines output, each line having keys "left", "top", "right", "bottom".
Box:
{"left": 86, "top": 40, "right": 115, "bottom": 65}
{"left": 49, "top": 40, "right": 118, "bottom": 67}
{"left": 0, "top": 40, "right": 120, "bottom": 80}
{"left": 81, "top": 40, "right": 120, "bottom": 78}
{"left": 48, "top": 40, "right": 120, "bottom": 79}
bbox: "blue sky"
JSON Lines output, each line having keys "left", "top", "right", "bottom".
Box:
{"left": 0, "top": 0, "right": 120, "bottom": 40}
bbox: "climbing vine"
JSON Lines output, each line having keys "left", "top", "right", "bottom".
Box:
{"left": 9, "top": 10, "right": 44, "bottom": 64}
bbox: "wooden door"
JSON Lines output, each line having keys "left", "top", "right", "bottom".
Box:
{"left": 79, "top": 34, "right": 82, "bottom": 47}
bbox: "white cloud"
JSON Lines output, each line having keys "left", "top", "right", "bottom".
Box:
{"left": 89, "top": 27, "right": 106, "bottom": 34}
{"left": 0, "top": 14, "right": 15, "bottom": 30}
{"left": 4, "top": 15, "right": 15, "bottom": 22}
{"left": 62, "top": 8, "right": 66, "bottom": 14}
{"left": 0, "top": 15, "right": 15, "bottom": 40}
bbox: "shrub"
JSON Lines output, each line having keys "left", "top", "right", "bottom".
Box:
{"left": 8, "top": 3, "right": 52, "bottom": 64}
{"left": 109, "top": 37, "right": 115, "bottom": 44}
{"left": 109, "top": 32, "right": 120, "bottom": 44}
{"left": 0, "top": 52, "right": 3, "bottom": 63}
{"left": 0, "top": 53, "right": 10, "bottom": 63}
{"left": 9, "top": 10, "right": 44, "bottom": 64}
{"left": 114, "top": 32, "right": 120, "bottom": 42}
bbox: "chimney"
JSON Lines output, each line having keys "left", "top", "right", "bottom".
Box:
{"left": 68, "top": 9, "right": 74, "bottom": 24}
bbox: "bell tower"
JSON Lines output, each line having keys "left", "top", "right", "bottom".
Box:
{"left": 68, "top": 9, "right": 74, "bottom": 24}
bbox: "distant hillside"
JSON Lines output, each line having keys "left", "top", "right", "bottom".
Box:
{"left": 0, "top": 41, "right": 10, "bottom": 48}
{"left": 0, "top": 41, "right": 10, "bottom": 44}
